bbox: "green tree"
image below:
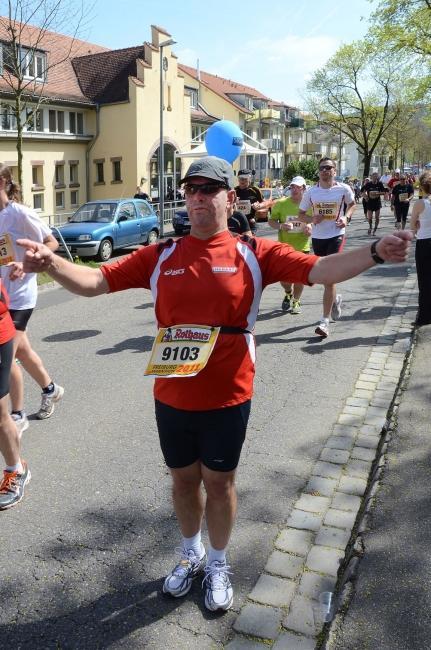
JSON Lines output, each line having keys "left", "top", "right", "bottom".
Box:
{"left": 282, "top": 159, "right": 318, "bottom": 185}
{"left": 305, "top": 41, "right": 412, "bottom": 177}
{"left": 371, "top": 0, "right": 431, "bottom": 57}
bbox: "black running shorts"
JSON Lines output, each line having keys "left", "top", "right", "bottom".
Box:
{"left": 0, "top": 339, "right": 14, "bottom": 399}
{"left": 9, "top": 308, "right": 33, "bottom": 332}
{"left": 312, "top": 235, "right": 345, "bottom": 257}
{"left": 155, "top": 399, "right": 251, "bottom": 472}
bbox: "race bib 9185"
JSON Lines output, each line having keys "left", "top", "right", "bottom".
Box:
{"left": 144, "top": 325, "right": 220, "bottom": 378}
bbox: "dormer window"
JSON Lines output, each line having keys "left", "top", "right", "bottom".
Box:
{"left": 186, "top": 87, "right": 198, "bottom": 109}
{"left": 20, "top": 47, "right": 46, "bottom": 81}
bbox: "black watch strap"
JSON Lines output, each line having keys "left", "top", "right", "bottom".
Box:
{"left": 370, "top": 239, "right": 385, "bottom": 264}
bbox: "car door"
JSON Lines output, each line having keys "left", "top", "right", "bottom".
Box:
{"left": 136, "top": 200, "right": 156, "bottom": 241}
{"left": 115, "top": 202, "right": 140, "bottom": 247}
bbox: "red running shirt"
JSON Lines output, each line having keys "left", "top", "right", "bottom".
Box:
{"left": 101, "top": 231, "right": 318, "bottom": 410}
{"left": 0, "top": 281, "right": 16, "bottom": 344}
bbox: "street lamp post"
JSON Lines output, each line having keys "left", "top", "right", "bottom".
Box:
{"left": 159, "top": 38, "right": 176, "bottom": 238}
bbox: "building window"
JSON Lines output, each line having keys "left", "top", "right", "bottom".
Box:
{"left": 32, "top": 165, "right": 43, "bottom": 188}
{"left": 191, "top": 124, "right": 206, "bottom": 143}
{"left": 1, "top": 105, "right": 16, "bottom": 130}
{"left": 70, "top": 190, "right": 79, "bottom": 206}
{"left": 95, "top": 161, "right": 104, "bottom": 183}
{"left": 69, "top": 162, "right": 78, "bottom": 183}
{"left": 55, "top": 191, "right": 64, "bottom": 209}
{"left": 26, "top": 109, "right": 43, "bottom": 131}
{"left": 33, "top": 193, "right": 43, "bottom": 211}
{"left": 21, "top": 48, "right": 46, "bottom": 81}
{"left": 112, "top": 160, "right": 122, "bottom": 182}
{"left": 69, "top": 112, "right": 84, "bottom": 134}
{"left": 55, "top": 164, "right": 65, "bottom": 186}
{"left": 48, "top": 110, "right": 65, "bottom": 133}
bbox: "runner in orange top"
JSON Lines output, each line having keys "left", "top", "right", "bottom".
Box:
{"left": 13, "top": 156, "right": 412, "bottom": 612}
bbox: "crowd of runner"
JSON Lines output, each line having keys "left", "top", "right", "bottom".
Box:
{"left": 0, "top": 153, "right": 425, "bottom": 615}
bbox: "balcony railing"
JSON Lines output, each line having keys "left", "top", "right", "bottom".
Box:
{"left": 262, "top": 138, "right": 283, "bottom": 151}
{"left": 289, "top": 118, "right": 305, "bottom": 129}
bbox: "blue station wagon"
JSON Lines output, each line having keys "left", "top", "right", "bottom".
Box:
{"left": 53, "top": 199, "right": 160, "bottom": 261}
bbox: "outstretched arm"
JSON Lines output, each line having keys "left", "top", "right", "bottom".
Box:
{"left": 308, "top": 231, "right": 412, "bottom": 285}
{"left": 16, "top": 239, "right": 109, "bottom": 297}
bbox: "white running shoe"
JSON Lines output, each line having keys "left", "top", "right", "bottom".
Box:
{"left": 331, "top": 294, "right": 343, "bottom": 321}
{"left": 11, "top": 413, "right": 29, "bottom": 438}
{"left": 163, "top": 546, "right": 206, "bottom": 598}
{"left": 37, "top": 384, "right": 64, "bottom": 420}
{"left": 315, "top": 319, "right": 330, "bottom": 338}
{"left": 202, "top": 560, "right": 233, "bottom": 611}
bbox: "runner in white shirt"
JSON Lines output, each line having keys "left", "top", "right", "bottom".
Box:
{"left": 0, "top": 165, "right": 64, "bottom": 433}
{"left": 298, "top": 157, "right": 355, "bottom": 338}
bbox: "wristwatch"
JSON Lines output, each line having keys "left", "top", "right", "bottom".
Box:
{"left": 370, "top": 239, "right": 385, "bottom": 264}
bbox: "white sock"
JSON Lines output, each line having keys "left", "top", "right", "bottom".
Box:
{"left": 182, "top": 531, "right": 204, "bottom": 559}
{"left": 6, "top": 460, "right": 23, "bottom": 474}
{"left": 321, "top": 316, "right": 330, "bottom": 323}
{"left": 207, "top": 545, "right": 227, "bottom": 565}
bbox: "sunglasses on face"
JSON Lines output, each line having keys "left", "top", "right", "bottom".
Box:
{"left": 319, "top": 165, "right": 334, "bottom": 171}
{"left": 184, "top": 182, "right": 228, "bottom": 195}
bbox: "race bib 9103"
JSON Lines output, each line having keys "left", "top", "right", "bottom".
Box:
{"left": 144, "top": 325, "right": 220, "bottom": 377}
{"left": 0, "top": 234, "right": 15, "bottom": 265}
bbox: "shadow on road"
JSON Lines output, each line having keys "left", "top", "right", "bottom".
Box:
{"left": 44, "top": 329, "right": 102, "bottom": 342}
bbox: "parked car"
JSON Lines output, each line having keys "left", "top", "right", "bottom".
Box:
{"left": 52, "top": 199, "right": 159, "bottom": 261}
{"left": 255, "top": 188, "right": 280, "bottom": 221}
{"left": 172, "top": 208, "right": 191, "bottom": 236}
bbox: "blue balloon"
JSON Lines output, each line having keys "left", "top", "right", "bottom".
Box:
{"left": 205, "top": 120, "right": 243, "bottom": 163}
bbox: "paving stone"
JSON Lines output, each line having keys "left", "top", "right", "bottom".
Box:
{"left": 384, "top": 361, "right": 404, "bottom": 371}
{"left": 346, "top": 459, "right": 372, "bottom": 479}
{"left": 313, "top": 461, "right": 343, "bottom": 480}
{"left": 355, "top": 380, "right": 376, "bottom": 391}
{"left": 305, "top": 475, "right": 337, "bottom": 498}
{"left": 226, "top": 637, "right": 266, "bottom": 650}
{"left": 282, "top": 594, "right": 315, "bottom": 636}
{"left": 324, "top": 508, "right": 357, "bottom": 530}
{"left": 363, "top": 413, "right": 386, "bottom": 427}
{"left": 275, "top": 528, "right": 314, "bottom": 556}
{"left": 351, "top": 446, "right": 376, "bottom": 462}
{"left": 287, "top": 509, "right": 322, "bottom": 532}
{"left": 343, "top": 405, "right": 367, "bottom": 416}
{"left": 319, "top": 448, "right": 350, "bottom": 464}
{"left": 359, "top": 424, "right": 381, "bottom": 436}
{"left": 296, "top": 493, "right": 331, "bottom": 513}
{"left": 273, "top": 631, "right": 316, "bottom": 650}
{"left": 358, "top": 374, "right": 379, "bottom": 385}
{"left": 361, "top": 367, "right": 381, "bottom": 376}
{"left": 382, "top": 368, "right": 402, "bottom": 378}
{"left": 325, "top": 436, "right": 355, "bottom": 451}
{"left": 298, "top": 571, "right": 337, "bottom": 599}
{"left": 367, "top": 406, "right": 388, "bottom": 417}
{"left": 346, "top": 397, "right": 371, "bottom": 408}
{"left": 249, "top": 574, "right": 296, "bottom": 607}
{"left": 332, "top": 491, "right": 362, "bottom": 512}
{"left": 315, "top": 525, "right": 351, "bottom": 549}
{"left": 305, "top": 545, "right": 344, "bottom": 576}
{"left": 332, "top": 424, "right": 358, "bottom": 439}
{"left": 265, "top": 550, "right": 304, "bottom": 579}
{"left": 378, "top": 380, "right": 398, "bottom": 392}
{"left": 356, "top": 434, "right": 380, "bottom": 449}
{"left": 337, "top": 413, "right": 364, "bottom": 426}
{"left": 370, "top": 397, "right": 393, "bottom": 408}
{"left": 233, "top": 602, "right": 283, "bottom": 640}
{"left": 338, "top": 475, "right": 368, "bottom": 496}
{"left": 352, "top": 389, "right": 374, "bottom": 399}
{"left": 365, "top": 361, "right": 385, "bottom": 370}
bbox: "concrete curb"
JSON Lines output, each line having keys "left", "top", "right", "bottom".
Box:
{"left": 226, "top": 260, "right": 418, "bottom": 650}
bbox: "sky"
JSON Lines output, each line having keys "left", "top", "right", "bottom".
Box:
{"left": 85, "top": 0, "right": 376, "bottom": 109}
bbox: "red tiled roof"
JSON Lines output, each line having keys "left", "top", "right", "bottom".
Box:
{"left": 0, "top": 17, "right": 108, "bottom": 104}
{"left": 72, "top": 45, "right": 147, "bottom": 103}
{"left": 190, "top": 108, "right": 216, "bottom": 124}
{"left": 179, "top": 64, "right": 270, "bottom": 113}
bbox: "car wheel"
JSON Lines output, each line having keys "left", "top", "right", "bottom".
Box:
{"left": 97, "top": 238, "right": 113, "bottom": 261}
{"left": 146, "top": 229, "right": 158, "bottom": 245}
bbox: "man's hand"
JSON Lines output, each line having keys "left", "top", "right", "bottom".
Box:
{"left": 7, "top": 261, "right": 25, "bottom": 281}
{"left": 375, "top": 230, "right": 412, "bottom": 263}
{"left": 16, "top": 239, "right": 56, "bottom": 273}
{"left": 280, "top": 222, "right": 293, "bottom": 231}
{"left": 251, "top": 202, "right": 260, "bottom": 210}
{"left": 303, "top": 223, "right": 312, "bottom": 236}
{"left": 335, "top": 216, "right": 347, "bottom": 229}
{"left": 312, "top": 214, "right": 324, "bottom": 224}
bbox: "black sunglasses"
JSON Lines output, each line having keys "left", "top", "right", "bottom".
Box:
{"left": 319, "top": 165, "right": 334, "bottom": 171}
{"left": 184, "top": 182, "right": 228, "bottom": 195}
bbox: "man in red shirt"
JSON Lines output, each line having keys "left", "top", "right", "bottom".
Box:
{"left": 14, "top": 157, "right": 412, "bottom": 613}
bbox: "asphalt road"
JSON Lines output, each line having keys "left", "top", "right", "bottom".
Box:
{"left": 0, "top": 207, "right": 414, "bottom": 649}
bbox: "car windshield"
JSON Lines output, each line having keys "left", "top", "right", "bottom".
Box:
{"left": 70, "top": 203, "right": 117, "bottom": 223}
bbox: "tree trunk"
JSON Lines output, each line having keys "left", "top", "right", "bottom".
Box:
{"left": 15, "top": 95, "right": 23, "bottom": 202}
{"left": 363, "top": 154, "right": 372, "bottom": 178}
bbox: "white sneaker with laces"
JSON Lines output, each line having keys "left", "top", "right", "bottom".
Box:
{"left": 331, "top": 294, "right": 343, "bottom": 321}
{"left": 37, "top": 384, "right": 64, "bottom": 420}
{"left": 315, "top": 319, "right": 330, "bottom": 338}
{"left": 11, "top": 413, "right": 29, "bottom": 438}
{"left": 202, "top": 560, "right": 233, "bottom": 611}
{"left": 163, "top": 546, "right": 206, "bottom": 598}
